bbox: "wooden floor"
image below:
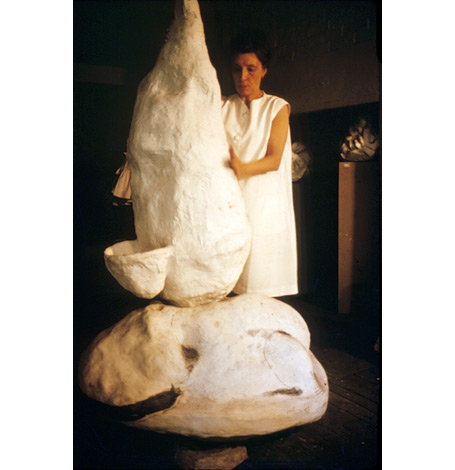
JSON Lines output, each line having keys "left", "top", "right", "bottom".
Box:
{"left": 74, "top": 343, "right": 380, "bottom": 470}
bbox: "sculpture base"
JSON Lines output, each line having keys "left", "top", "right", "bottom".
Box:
{"left": 175, "top": 445, "right": 248, "bottom": 470}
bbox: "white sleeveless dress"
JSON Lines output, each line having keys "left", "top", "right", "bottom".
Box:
{"left": 222, "top": 93, "right": 298, "bottom": 296}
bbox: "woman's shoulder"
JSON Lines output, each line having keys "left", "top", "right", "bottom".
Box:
{"left": 262, "top": 93, "right": 290, "bottom": 116}
{"left": 263, "top": 93, "right": 289, "bottom": 107}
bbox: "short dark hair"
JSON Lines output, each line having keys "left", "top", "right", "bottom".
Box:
{"left": 229, "top": 29, "right": 271, "bottom": 69}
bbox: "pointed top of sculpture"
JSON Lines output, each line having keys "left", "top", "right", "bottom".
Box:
{"left": 174, "top": 0, "right": 202, "bottom": 20}
{"left": 157, "top": 0, "right": 205, "bottom": 69}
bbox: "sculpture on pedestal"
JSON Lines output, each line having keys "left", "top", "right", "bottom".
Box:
{"left": 79, "top": 0, "right": 328, "bottom": 448}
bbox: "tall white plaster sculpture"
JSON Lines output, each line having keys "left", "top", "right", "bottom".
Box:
{"left": 104, "top": 0, "right": 251, "bottom": 307}
{"left": 79, "top": 294, "right": 329, "bottom": 439}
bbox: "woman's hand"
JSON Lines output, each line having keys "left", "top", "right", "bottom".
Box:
{"left": 229, "top": 147, "right": 245, "bottom": 178}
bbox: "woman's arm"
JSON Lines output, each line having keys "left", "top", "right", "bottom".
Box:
{"left": 229, "top": 104, "right": 290, "bottom": 178}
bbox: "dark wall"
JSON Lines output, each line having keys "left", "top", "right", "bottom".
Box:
{"left": 74, "top": 0, "right": 379, "bottom": 112}
{"left": 208, "top": 0, "right": 379, "bottom": 112}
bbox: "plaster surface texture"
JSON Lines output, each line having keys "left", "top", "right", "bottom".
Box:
{"left": 104, "top": 0, "right": 251, "bottom": 307}
{"left": 79, "top": 294, "right": 329, "bottom": 439}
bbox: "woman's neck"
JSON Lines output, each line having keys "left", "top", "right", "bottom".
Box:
{"left": 239, "top": 90, "right": 264, "bottom": 108}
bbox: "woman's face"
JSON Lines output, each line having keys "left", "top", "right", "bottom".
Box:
{"left": 231, "top": 53, "right": 267, "bottom": 102}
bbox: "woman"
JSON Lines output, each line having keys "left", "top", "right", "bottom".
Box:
{"left": 222, "top": 29, "right": 298, "bottom": 297}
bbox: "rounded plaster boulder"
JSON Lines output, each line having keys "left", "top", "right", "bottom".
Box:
{"left": 79, "top": 294, "right": 329, "bottom": 439}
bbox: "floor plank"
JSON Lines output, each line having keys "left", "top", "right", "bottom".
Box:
{"left": 332, "top": 372, "right": 380, "bottom": 403}
{"left": 328, "top": 387, "right": 377, "bottom": 423}
{"left": 313, "top": 347, "right": 374, "bottom": 379}
{"left": 329, "top": 381, "right": 379, "bottom": 414}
